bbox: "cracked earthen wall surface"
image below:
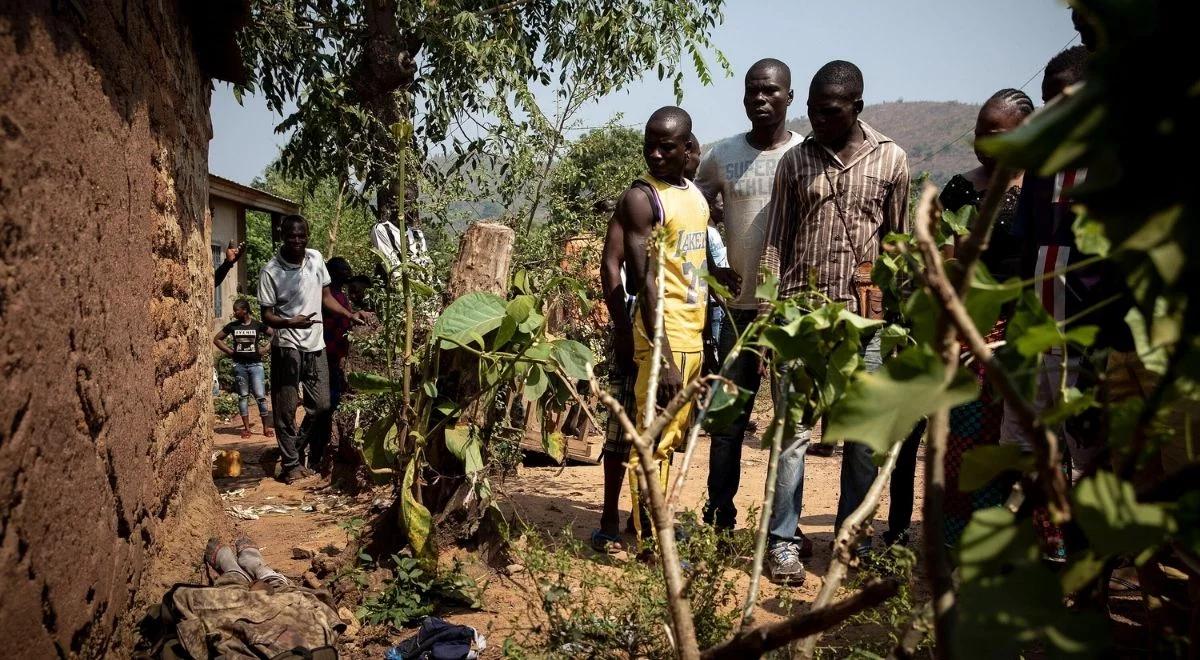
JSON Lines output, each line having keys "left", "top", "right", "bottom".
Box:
{"left": 0, "top": 2, "right": 225, "bottom": 655}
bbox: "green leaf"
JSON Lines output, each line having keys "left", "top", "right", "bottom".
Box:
{"left": 356, "top": 416, "right": 398, "bottom": 472}
{"left": 543, "top": 430, "right": 566, "bottom": 463}
{"left": 957, "top": 507, "right": 1040, "bottom": 582}
{"left": 1040, "top": 388, "right": 1096, "bottom": 427}
{"left": 836, "top": 308, "right": 883, "bottom": 333}
{"left": 700, "top": 271, "right": 732, "bottom": 301}
{"left": 518, "top": 310, "right": 546, "bottom": 335}
{"left": 401, "top": 458, "right": 433, "bottom": 559}
{"left": 958, "top": 444, "right": 1033, "bottom": 492}
{"left": 941, "top": 204, "right": 976, "bottom": 236}
{"left": 1060, "top": 550, "right": 1106, "bottom": 595}
{"left": 965, "top": 264, "right": 1021, "bottom": 336}
{"left": 493, "top": 315, "right": 517, "bottom": 350}
{"left": 505, "top": 295, "right": 536, "bottom": 324}
{"left": 445, "top": 425, "right": 484, "bottom": 474}
{"left": 348, "top": 372, "right": 398, "bottom": 393}
{"left": 1125, "top": 306, "right": 1168, "bottom": 375}
{"left": 1064, "top": 325, "right": 1098, "bottom": 348}
{"left": 755, "top": 270, "right": 778, "bottom": 302}
{"left": 702, "top": 380, "right": 751, "bottom": 434}
{"left": 550, "top": 339, "right": 593, "bottom": 381}
{"left": 1013, "top": 318, "right": 1066, "bottom": 357}
{"left": 901, "top": 288, "right": 937, "bottom": 346}
{"left": 1073, "top": 471, "right": 1176, "bottom": 557}
{"left": 879, "top": 324, "right": 910, "bottom": 355}
{"left": 433, "top": 292, "right": 507, "bottom": 349}
{"left": 1072, "top": 213, "right": 1111, "bottom": 257}
{"left": 523, "top": 365, "right": 549, "bottom": 400}
{"left": 826, "top": 347, "right": 978, "bottom": 454}
{"left": 409, "top": 279, "right": 436, "bottom": 297}
{"left": 421, "top": 380, "right": 438, "bottom": 399}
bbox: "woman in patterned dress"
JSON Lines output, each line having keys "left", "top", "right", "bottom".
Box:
{"left": 940, "top": 89, "right": 1037, "bottom": 547}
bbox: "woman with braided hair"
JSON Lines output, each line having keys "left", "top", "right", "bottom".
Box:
{"left": 940, "top": 88, "right": 1035, "bottom": 548}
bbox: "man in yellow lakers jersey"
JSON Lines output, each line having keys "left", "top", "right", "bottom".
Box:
{"left": 593, "top": 106, "right": 737, "bottom": 546}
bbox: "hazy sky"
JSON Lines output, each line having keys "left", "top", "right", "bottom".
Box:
{"left": 210, "top": 0, "right": 1078, "bottom": 184}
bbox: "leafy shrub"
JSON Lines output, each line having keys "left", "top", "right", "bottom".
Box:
{"left": 357, "top": 556, "right": 484, "bottom": 628}
{"left": 213, "top": 392, "right": 240, "bottom": 421}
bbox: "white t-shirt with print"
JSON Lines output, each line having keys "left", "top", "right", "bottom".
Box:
{"left": 258, "top": 248, "right": 331, "bottom": 352}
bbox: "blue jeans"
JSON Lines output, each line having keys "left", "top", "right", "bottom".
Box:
{"left": 771, "top": 332, "right": 882, "bottom": 550}
{"left": 232, "top": 361, "right": 269, "bottom": 418}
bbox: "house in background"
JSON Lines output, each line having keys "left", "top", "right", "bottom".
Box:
{"left": 208, "top": 173, "right": 298, "bottom": 329}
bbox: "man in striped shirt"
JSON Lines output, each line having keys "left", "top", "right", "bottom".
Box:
{"left": 760, "top": 60, "right": 910, "bottom": 561}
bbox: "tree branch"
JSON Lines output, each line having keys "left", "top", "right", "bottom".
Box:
{"left": 741, "top": 379, "right": 790, "bottom": 627}
{"left": 591, "top": 370, "right": 701, "bottom": 660}
{"left": 797, "top": 437, "right": 906, "bottom": 657}
{"left": 702, "top": 579, "right": 901, "bottom": 660}
{"left": 477, "top": 0, "right": 539, "bottom": 17}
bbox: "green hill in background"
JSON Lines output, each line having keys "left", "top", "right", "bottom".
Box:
{"left": 781, "top": 100, "right": 982, "bottom": 185}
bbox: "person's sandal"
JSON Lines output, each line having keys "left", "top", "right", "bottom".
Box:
{"left": 590, "top": 529, "right": 625, "bottom": 554}
{"left": 241, "top": 428, "right": 252, "bottom": 439}
{"left": 263, "top": 428, "right": 275, "bottom": 438}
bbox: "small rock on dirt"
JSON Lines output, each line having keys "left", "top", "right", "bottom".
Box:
{"left": 504, "top": 563, "right": 525, "bottom": 575}
{"left": 337, "top": 606, "right": 361, "bottom": 637}
{"left": 320, "top": 541, "right": 346, "bottom": 556}
{"left": 292, "top": 546, "right": 315, "bottom": 559}
{"left": 302, "top": 571, "right": 323, "bottom": 589}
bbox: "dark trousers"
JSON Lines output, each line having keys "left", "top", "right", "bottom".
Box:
{"left": 704, "top": 308, "right": 762, "bottom": 529}
{"left": 834, "top": 418, "right": 924, "bottom": 541}
{"left": 271, "top": 346, "right": 331, "bottom": 471}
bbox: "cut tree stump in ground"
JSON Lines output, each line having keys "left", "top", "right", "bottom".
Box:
{"left": 426, "top": 222, "right": 516, "bottom": 516}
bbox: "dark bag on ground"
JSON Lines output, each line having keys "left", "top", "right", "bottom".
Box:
{"left": 387, "top": 616, "right": 485, "bottom": 660}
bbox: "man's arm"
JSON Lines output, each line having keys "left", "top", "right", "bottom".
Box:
{"left": 262, "top": 306, "right": 314, "bottom": 330}
{"left": 260, "top": 325, "right": 274, "bottom": 356}
{"left": 214, "top": 242, "right": 244, "bottom": 287}
{"left": 758, "top": 149, "right": 799, "bottom": 310}
{"left": 322, "top": 287, "right": 371, "bottom": 325}
{"left": 600, "top": 214, "right": 634, "bottom": 374}
{"left": 213, "top": 328, "right": 235, "bottom": 356}
{"left": 886, "top": 154, "right": 911, "bottom": 235}
{"left": 706, "top": 228, "right": 741, "bottom": 297}
{"left": 620, "top": 186, "right": 685, "bottom": 403}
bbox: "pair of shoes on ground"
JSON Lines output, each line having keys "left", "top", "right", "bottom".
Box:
{"left": 205, "top": 535, "right": 290, "bottom": 587}
{"left": 767, "top": 541, "right": 807, "bottom": 586}
{"left": 278, "top": 464, "right": 316, "bottom": 484}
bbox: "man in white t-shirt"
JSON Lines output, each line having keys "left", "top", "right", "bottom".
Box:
{"left": 694, "top": 58, "right": 807, "bottom": 583}
{"left": 260, "top": 215, "right": 370, "bottom": 483}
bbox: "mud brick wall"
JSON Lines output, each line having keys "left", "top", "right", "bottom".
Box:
{"left": 0, "top": 2, "right": 224, "bottom": 655}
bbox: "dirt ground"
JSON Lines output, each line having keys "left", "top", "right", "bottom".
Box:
{"left": 210, "top": 398, "right": 927, "bottom": 658}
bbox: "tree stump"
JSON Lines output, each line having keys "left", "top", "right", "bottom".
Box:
{"left": 444, "top": 222, "right": 515, "bottom": 304}
{"left": 426, "top": 221, "right": 515, "bottom": 519}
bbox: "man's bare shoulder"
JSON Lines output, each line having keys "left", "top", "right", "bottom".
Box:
{"left": 616, "top": 184, "right": 654, "bottom": 227}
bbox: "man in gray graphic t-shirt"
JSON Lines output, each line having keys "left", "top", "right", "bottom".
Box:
{"left": 694, "top": 58, "right": 808, "bottom": 585}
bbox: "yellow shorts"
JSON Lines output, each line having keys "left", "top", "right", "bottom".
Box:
{"left": 627, "top": 350, "right": 702, "bottom": 536}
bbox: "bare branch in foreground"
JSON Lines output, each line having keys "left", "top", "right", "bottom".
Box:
{"left": 702, "top": 578, "right": 901, "bottom": 660}
{"left": 740, "top": 380, "right": 790, "bottom": 628}
{"left": 797, "top": 437, "right": 906, "bottom": 657}
{"left": 590, "top": 366, "right": 701, "bottom": 660}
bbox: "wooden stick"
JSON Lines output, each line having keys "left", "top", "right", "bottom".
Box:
{"left": 702, "top": 579, "right": 901, "bottom": 659}
{"left": 797, "top": 437, "right": 906, "bottom": 657}
{"left": 912, "top": 183, "right": 961, "bottom": 658}
{"left": 740, "top": 380, "right": 790, "bottom": 627}
{"left": 592, "top": 372, "right": 700, "bottom": 660}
